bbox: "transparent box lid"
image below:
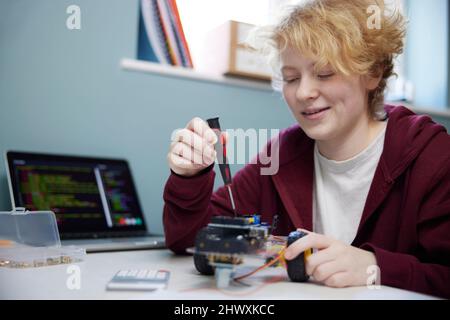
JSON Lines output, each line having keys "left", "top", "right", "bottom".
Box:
{"left": 0, "top": 208, "right": 61, "bottom": 247}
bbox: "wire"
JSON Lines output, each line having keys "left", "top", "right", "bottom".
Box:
{"left": 233, "top": 247, "right": 286, "bottom": 281}
{"left": 270, "top": 235, "right": 286, "bottom": 242}
{"left": 179, "top": 247, "right": 288, "bottom": 297}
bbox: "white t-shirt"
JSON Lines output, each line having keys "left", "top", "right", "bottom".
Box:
{"left": 313, "top": 123, "right": 387, "bottom": 244}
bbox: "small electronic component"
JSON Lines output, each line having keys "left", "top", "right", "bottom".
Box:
{"left": 0, "top": 240, "right": 14, "bottom": 248}
{"left": 0, "top": 245, "right": 85, "bottom": 269}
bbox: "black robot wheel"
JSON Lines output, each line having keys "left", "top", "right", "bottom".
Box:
{"left": 286, "top": 230, "right": 310, "bottom": 282}
{"left": 193, "top": 253, "right": 215, "bottom": 275}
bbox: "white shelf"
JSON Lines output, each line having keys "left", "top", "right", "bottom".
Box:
{"left": 120, "top": 58, "right": 273, "bottom": 92}
{"left": 120, "top": 59, "right": 450, "bottom": 119}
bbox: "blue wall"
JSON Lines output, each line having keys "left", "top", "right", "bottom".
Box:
{"left": 0, "top": 0, "right": 292, "bottom": 234}
{"left": 405, "top": 0, "right": 449, "bottom": 109}
{"left": 0, "top": 0, "right": 449, "bottom": 235}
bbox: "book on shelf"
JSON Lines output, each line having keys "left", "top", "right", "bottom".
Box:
{"left": 138, "top": 0, "right": 193, "bottom": 68}
{"left": 157, "top": 0, "right": 182, "bottom": 66}
{"left": 139, "top": 0, "right": 170, "bottom": 65}
{"left": 167, "top": 0, "right": 193, "bottom": 68}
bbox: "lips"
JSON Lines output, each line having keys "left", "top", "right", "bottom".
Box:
{"left": 301, "top": 107, "right": 331, "bottom": 115}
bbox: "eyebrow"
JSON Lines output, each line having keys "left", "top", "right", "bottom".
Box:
{"left": 281, "top": 62, "right": 316, "bottom": 72}
{"left": 280, "top": 66, "right": 299, "bottom": 74}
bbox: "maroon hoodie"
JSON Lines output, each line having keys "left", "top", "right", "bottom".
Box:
{"left": 163, "top": 106, "right": 450, "bottom": 298}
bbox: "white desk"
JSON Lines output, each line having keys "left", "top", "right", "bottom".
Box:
{"left": 0, "top": 249, "right": 439, "bottom": 300}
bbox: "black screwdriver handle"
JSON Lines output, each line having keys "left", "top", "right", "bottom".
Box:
{"left": 206, "top": 117, "right": 232, "bottom": 185}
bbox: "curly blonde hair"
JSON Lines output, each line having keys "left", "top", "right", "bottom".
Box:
{"left": 251, "top": 0, "right": 407, "bottom": 119}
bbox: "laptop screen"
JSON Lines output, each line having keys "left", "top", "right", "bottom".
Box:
{"left": 6, "top": 151, "right": 148, "bottom": 238}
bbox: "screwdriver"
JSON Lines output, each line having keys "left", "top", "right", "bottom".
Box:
{"left": 206, "top": 117, "right": 237, "bottom": 216}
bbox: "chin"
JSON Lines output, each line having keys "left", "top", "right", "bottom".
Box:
{"left": 299, "top": 123, "right": 334, "bottom": 141}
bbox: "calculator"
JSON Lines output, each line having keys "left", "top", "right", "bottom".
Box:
{"left": 106, "top": 269, "right": 170, "bottom": 291}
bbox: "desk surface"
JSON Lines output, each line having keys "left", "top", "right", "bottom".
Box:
{"left": 0, "top": 249, "right": 439, "bottom": 300}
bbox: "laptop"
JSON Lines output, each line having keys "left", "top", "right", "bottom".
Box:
{"left": 5, "top": 151, "right": 165, "bottom": 252}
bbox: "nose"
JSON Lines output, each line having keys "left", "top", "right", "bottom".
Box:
{"left": 295, "top": 77, "right": 319, "bottom": 102}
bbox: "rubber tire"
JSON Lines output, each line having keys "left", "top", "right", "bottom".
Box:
{"left": 287, "top": 252, "right": 309, "bottom": 282}
{"left": 193, "top": 253, "right": 214, "bottom": 275}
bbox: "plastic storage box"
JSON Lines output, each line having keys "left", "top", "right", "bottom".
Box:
{"left": 0, "top": 208, "right": 85, "bottom": 268}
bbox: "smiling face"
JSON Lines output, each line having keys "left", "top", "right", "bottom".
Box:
{"left": 281, "top": 46, "right": 378, "bottom": 144}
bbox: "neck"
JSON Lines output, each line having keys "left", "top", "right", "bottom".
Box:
{"left": 317, "top": 115, "right": 385, "bottom": 161}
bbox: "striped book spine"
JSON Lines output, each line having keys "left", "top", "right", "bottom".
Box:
{"left": 168, "top": 0, "right": 193, "bottom": 68}
{"left": 157, "top": 0, "right": 182, "bottom": 66}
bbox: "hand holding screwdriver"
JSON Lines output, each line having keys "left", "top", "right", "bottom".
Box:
{"left": 167, "top": 116, "right": 237, "bottom": 214}
{"left": 168, "top": 117, "right": 218, "bottom": 177}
